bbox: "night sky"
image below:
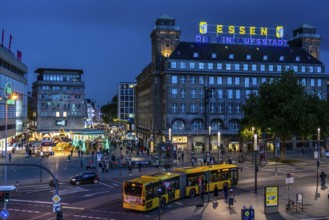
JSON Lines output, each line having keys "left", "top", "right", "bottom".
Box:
{"left": 1, "top": 0, "right": 328, "bottom": 106}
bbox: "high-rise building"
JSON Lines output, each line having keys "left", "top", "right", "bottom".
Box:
{"left": 0, "top": 46, "right": 28, "bottom": 151}
{"left": 135, "top": 15, "right": 328, "bottom": 153}
{"left": 118, "top": 82, "right": 136, "bottom": 121}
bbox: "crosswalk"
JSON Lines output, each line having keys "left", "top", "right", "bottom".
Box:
{"left": 17, "top": 178, "right": 122, "bottom": 195}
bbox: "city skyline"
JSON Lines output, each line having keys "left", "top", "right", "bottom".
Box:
{"left": 1, "top": 0, "right": 329, "bottom": 106}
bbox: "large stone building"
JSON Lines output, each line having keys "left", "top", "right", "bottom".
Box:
{"left": 0, "top": 45, "right": 28, "bottom": 151}
{"left": 30, "top": 68, "right": 85, "bottom": 133}
{"left": 135, "top": 15, "right": 328, "bottom": 153}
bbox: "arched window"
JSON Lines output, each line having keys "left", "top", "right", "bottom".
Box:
{"left": 211, "top": 120, "right": 223, "bottom": 130}
{"left": 191, "top": 119, "right": 204, "bottom": 131}
{"left": 172, "top": 120, "right": 185, "bottom": 131}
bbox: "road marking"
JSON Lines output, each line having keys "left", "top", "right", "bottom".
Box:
{"left": 82, "top": 191, "right": 110, "bottom": 197}
{"left": 99, "top": 182, "right": 115, "bottom": 188}
{"left": 10, "top": 199, "right": 69, "bottom": 205}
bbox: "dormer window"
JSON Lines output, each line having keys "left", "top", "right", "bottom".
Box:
{"left": 295, "top": 56, "right": 301, "bottom": 62}
{"left": 263, "top": 55, "right": 268, "bottom": 61}
{"left": 211, "top": 53, "right": 217, "bottom": 59}
{"left": 246, "top": 54, "right": 251, "bottom": 60}
{"left": 193, "top": 52, "right": 199, "bottom": 58}
{"left": 229, "top": 54, "right": 234, "bottom": 59}
{"left": 279, "top": 56, "right": 284, "bottom": 61}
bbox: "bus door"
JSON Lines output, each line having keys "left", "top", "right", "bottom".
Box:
{"left": 230, "top": 168, "right": 238, "bottom": 186}
{"left": 178, "top": 174, "right": 186, "bottom": 199}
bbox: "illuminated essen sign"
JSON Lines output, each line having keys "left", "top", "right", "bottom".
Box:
{"left": 196, "top": 21, "right": 287, "bottom": 47}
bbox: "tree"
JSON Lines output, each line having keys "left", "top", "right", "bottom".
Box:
{"left": 100, "top": 95, "right": 117, "bottom": 124}
{"left": 242, "top": 71, "right": 329, "bottom": 160}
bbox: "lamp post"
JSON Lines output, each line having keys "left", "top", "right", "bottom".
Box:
{"left": 317, "top": 128, "right": 320, "bottom": 187}
{"left": 217, "top": 131, "right": 221, "bottom": 164}
{"left": 168, "top": 128, "right": 172, "bottom": 143}
{"left": 254, "top": 133, "right": 258, "bottom": 194}
{"left": 208, "top": 126, "right": 211, "bottom": 152}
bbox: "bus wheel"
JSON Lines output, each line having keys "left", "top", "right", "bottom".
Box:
{"left": 189, "top": 189, "right": 196, "bottom": 198}
{"left": 160, "top": 198, "right": 166, "bottom": 208}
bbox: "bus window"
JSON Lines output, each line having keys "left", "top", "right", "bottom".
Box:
{"left": 124, "top": 182, "right": 143, "bottom": 197}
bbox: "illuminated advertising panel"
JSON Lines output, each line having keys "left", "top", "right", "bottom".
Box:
{"left": 265, "top": 186, "right": 278, "bottom": 207}
{"left": 196, "top": 22, "right": 287, "bottom": 47}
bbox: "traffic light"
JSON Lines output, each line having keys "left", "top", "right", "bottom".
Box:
{"left": 0, "top": 191, "right": 9, "bottom": 203}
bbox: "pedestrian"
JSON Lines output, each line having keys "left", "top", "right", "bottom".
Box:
{"left": 16, "top": 181, "right": 19, "bottom": 192}
{"left": 320, "top": 171, "right": 326, "bottom": 187}
{"left": 138, "top": 162, "right": 142, "bottom": 172}
{"left": 182, "top": 151, "right": 185, "bottom": 161}
{"left": 213, "top": 184, "right": 219, "bottom": 202}
{"left": 200, "top": 186, "right": 205, "bottom": 203}
{"left": 223, "top": 183, "right": 229, "bottom": 201}
{"left": 8, "top": 153, "right": 12, "bottom": 162}
{"left": 228, "top": 188, "right": 235, "bottom": 209}
{"left": 67, "top": 155, "right": 71, "bottom": 163}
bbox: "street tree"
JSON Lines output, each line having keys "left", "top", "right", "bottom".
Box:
{"left": 100, "top": 95, "right": 117, "bottom": 123}
{"left": 242, "top": 71, "right": 329, "bottom": 160}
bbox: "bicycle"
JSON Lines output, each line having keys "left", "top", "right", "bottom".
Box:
{"left": 286, "top": 199, "right": 295, "bottom": 213}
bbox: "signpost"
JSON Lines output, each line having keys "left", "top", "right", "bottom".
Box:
{"left": 0, "top": 210, "right": 9, "bottom": 219}
{"left": 52, "top": 194, "right": 61, "bottom": 204}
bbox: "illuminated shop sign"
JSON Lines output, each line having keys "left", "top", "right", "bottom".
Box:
{"left": 56, "top": 120, "right": 67, "bottom": 126}
{"left": 196, "top": 21, "right": 287, "bottom": 47}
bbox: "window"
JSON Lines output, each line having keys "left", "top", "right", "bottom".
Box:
{"left": 190, "top": 103, "right": 197, "bottom": 113}
{"left": 295, "top": 56, "right": 300, "bottom": 62}
{"left": 252, "top": 77, "right": 257, "bottom": 85}
{"left": 180, "top": 76, "right": 186, "bottom": 84}
{"left": 246, "top": 54, "right": 251, "bottom": 60}
{"left": 317, "top": 79, "right": 322, "bottom": 87}
{"left": 217, "top": 63, "right": 222, "bottom": 70}
{"left": 227, "top": 77, "right": 233, "bottom": 85}
{"left": 301, "top": 66, "right": 305, "bottom": 72}
{"left": 193, "top": 52, "right": 199, "bottom": 58}
{"left": 209, "top": 76, "right": 215, "bottom": 85}
{"left": 180, "top": 62, "right": 186, "bottom": 69}
{"left": 191, "top": 119, "right": 203, "bottom": 130}
{"left": 171, "top": 75, "right": 178, "bottom": 84}
{"left": 172, "top": 103, "right": 178, "bottom": 113}
{"left": 217, "top": 76, "right": 223, "bottom": 85}
{"left": 243, "top": 64, "right": 248, "bottom": 71}
{"left": 180, "top": 89, "right": 186, "bottom": 98}
{"left": 236, "top": 103, "right": 241, "bottom": 113}
{"left": 209, "top": 89, "right": 216, "bottom": 98}
{"left": 310, "top": 79, "right": 315, "bottom": 87}
{"left": 309, "top": 66, "right": 314, "bottom": 72}
{"left": 199, "top": 89, "right": 204, "bottom": 99}
{"left": 63, "top": 112, "right": 67, "bottom": 117}
{"left": 191, "top": 89, "right": 197, "bottom": 98}
{"left": 245, "top": 77, "right": 250, "bottom": 87}
{"left": 208, "top": 63, "right": 213, "bottom": 70}
{"left": 172, "top": 120, "right": 185, "bottom": 131}
{"left": 269, "top": 65, "right": 273, "bottom": 71}
{"left": 234, "top": 77, "right": 240, "bottom": 85}
{"left": 210, "top": 103, "right": 216, "bottom": 113}
{"left": 56, "top": 112, "right": 60, "bottom": 117}
{"left": 252, "top": 64, "right": 257, "bottom": 71}
{"left": 199, "top": 103, "right": 204, "bottom": 113}
{"left": 234, "top": 64, "right": 240, "bottom": 70}
{"left": 277, "top": 65, "right": 282, "bottom": 72}
{"left": 190, "top": 62, "right": 195, "bottom": 69}
{"left": 293, "top": 66, "right": 298, "bottom": 72}
{"left": 218, "top": 103, "right": 224, "bottom": 113}
{"left": 228, "top": 103, "right": 234, "bottom": 113}
{"left": 317, "top": 66, "right": 322, "bottom": 73}
{"left": 171, "top": 62, "right": 177, "bottom": 68}
{"left": 171, "top": 88, "right": 178, "bottom": 98}
{"left": 199, "top": 62, "right": 205, "bottom": 69}
{"left": 190, "top": 76, "right": 196, "bottom": 84}
{"left": 199, "top": 76, "right": 205, "bottom": 84}
{"left": 180, "top": 103, "right": 186, "bottom": 113}
{"left": 229, "top": 54, "right": 234, "bottom": 59}
{"left": 211, "top": 53, "right": 217, "bottom": 59}
{"left": 245, "top": 90, "right": 251, "bottom": 98}
{"left": 261, "top": 78, "right": 266, "bottom": 83}
{"left": 263, "top": 55, "right": 268, "bottom": 61}
{"left": 236, "top": 90, "right": 241, "bottom": 99}
{"left": 218, "top": 89, "right": 223, "bottom": 99}
{"left": 300, "top": 78, "right": 306, "bottom": 86}
{"left": 229, "top": 119, "right": 240, "bottom": 132}
{"left": 226, "top": 63, "right": 231, "bottom": 70}
{"left": 260, "top": 65, "right": 265, "bottom": 71}
{"left": 279, "top": 56, "right": 284, "bottom": 61}
{"left": 227, "top": 89, "right": 233, "bottom": 99}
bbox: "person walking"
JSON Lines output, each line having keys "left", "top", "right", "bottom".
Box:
{"left": 320, "top": 171, "right": 326, "bottom": 187}
{"left": 213, "top": 184, "right": 219, "bottom": 202}
{"left": 200, "top": 186, "right": 205, "bottom": 204}
{"left": 223, "top": 183, "right": 229, "bottom": 201}
{"left": 8, "top": 153, "right": 12, "bottom": 162}
{"left": 138, "top": 162, "right": 142, "bottom": 172}
{"left": 228, "top": 188, "right": 235, "bottom": 209}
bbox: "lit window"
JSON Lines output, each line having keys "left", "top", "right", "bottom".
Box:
{"left": 209, "top": 76, "right": 215, "bottom": 85}
{"left": 199, "top": 62, "right": 205, "bottom": 69}
{"left": 269, "top": 65, "right": 273, "bottom": 71}
{"left": 295, "top": 56, "right": 300, "bottom": 62}
{"left": 263, "top": 55, "right": 268, "bottom": 61}
{"left": 56, "top": 112, "right": 60, "bottom": 117}
{"left": 260, "top": 65, "right": 265, "bottom": 71}
{"left": 252, "top": 64, "right": 257, "bottom": 71}
{"left": 229, "top": 54, "right": 234, "bottom": 59}
{"left": 171, "top": 75, "right": 178, "bottom": 84}
{"left": 208, "top": 63, "right": 213, "bottom": 69}
{"left": 279, "top": 56, "right": 284, "bottom": 61}
{"left": 227, "top": 77, "right": 233, "bottom": 85}
{"left": 235, "top": 64, "right": 240, "bottom": 70}
{"left": 180, "top": 62, "right": 186, "bottom": 69}
{"left": 317, "top": 79, "right": 322, "bottom": 87}
{"left": 243, "top": 64, "right": 248, "bottom": 71}
{"left": 193, "top": 52, "right": 199, "bottom": 58}
{"left": 190, "top": 62, "right": 195, "bottom": 69}
{"left": 63, "top": 112, "right": 67, "bottom": 117}
{"left": 246, "top": 54, "right": 251, "bottom": 60}
{"left": 171, "top": 62, "right": 177, "bottom": 68}
{"left": 211, "top": 53, "right": 217, "bottom": 59}
{"left": 217, "top": 76, "right": 223, "bottom": 85}
{"left": 235, "top": 77, "right": 240, "bottom": 85}
{"left": 226, "top": 63, "right": 231, "bottom": 70}
{"left": 217, "top": 63, "right": 222, "bottom": 70}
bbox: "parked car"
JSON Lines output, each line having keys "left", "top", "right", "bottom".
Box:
{"left": 69, "top": 172, "right": 99, "bottom": 185}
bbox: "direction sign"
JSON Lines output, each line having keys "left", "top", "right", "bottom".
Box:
{"left": 53, "top": 203, "right": 61, "bottom": 213}
{"left": 52, "top": 194, "right": 61, "bottom": 203}
{"left": 0, "top": 209, "right": 9, "bottom": 219}
{"left": 0, "top": 185, "right": 16, "bottom": 191}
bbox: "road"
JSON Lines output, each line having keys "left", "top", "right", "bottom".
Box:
{"left": 0, "top": 148, "right": 328, "bottom": 219}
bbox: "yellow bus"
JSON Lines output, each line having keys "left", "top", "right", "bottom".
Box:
{"left": 123, "top": 164, "right": 238, "bottom": 211}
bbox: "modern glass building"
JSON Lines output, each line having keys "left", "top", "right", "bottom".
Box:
{"left": 118, "top": 82, "right": 136, "bottom": 121}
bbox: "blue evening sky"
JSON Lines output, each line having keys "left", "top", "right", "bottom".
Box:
{"left": 1, "top": 0, "right": 328, "bottom": 106}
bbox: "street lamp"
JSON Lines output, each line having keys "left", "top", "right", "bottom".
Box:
{"left": 254, "top": 133, "right": 258, "bottom": 194}
{"left": 317, "top": 128, "right": 320, "bottom": 187}
{"left": 168, "top": 128, "right": 172, "bottom": 143}
{"left": 217, "top": 131, "right": 221, "bottom": 164}
{"left": 208, "top": 126, "right": 211, "bottom": 152}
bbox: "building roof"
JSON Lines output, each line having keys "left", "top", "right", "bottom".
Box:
{"left": 169, "top": 42, "right": 323, "bottom": 65}
{"left": 34, "top": 68, "right": 83, "bottom": 74}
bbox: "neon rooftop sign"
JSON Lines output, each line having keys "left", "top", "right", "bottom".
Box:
{"left": 196, "top": 21, "right": 288, "bottom": 47}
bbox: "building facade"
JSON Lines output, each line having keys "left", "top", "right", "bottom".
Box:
{"left": 0, "top": 46, "right": 28, "bottom": 151}
{"left": 117, "top": 82, "right": 136, "bottom": 121}
{"left": 135, "top": 15, "right": 328, "bottom": 153}
{"left": 31, "top": 68, "right": 85, "bottom": 133}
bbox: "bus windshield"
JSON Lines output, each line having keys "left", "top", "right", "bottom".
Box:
{"left": 124, "top": 182, "right": 143, "bottom": 196}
